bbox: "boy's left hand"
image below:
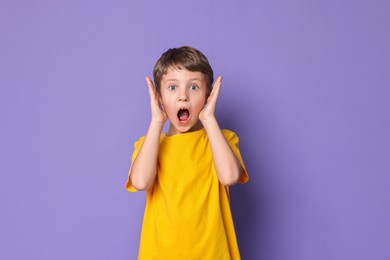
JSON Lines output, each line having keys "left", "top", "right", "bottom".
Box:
{"left": 199, "top": 76, "right": 222, "bottom": 123}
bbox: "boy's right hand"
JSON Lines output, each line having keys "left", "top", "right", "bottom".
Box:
{"left": 146, "top": 76, "right": 168, "bottom": 126}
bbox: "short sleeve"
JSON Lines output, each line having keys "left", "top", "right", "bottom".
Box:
{"left": 222, "top": 130, "right": 249, "bottom": 184}
{"left": 125, "top": 136, "right": 145, "bottom": 192}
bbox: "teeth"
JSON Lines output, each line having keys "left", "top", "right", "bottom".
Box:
{"left": 178, "top": 108, "right": 190, "bottom": 121}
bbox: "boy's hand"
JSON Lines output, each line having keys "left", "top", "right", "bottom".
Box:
{"left": 146, "top": 76, "right": 168, "bottom": 125}
{"left": 199, "top": 76, "right": 222, "bottom": 123}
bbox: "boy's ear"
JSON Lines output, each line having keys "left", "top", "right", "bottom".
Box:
{"left": 204, "top": 93, "right": 209, "bottom": 104}
{"left": 159, "top": 95, "right": 164, "bottom": 108}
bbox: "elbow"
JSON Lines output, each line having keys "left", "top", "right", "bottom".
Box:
{"left": 132, "top": 182, "right": 149, "bottom": 191}
{"left": 220, "top": 176, "right": 239, "bottom": 186}
{"left": 220, "top": 178, "right": 238, "bottom": 187}
{"left": 219, "top": 168, "right": 241, "bottom": 187}
{"left": 130, "top": 173, "right": 152, "bottom": 191}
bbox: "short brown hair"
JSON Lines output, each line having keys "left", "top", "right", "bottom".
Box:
{"left": 153, "top": 46, "right": 214, "bottom": 97}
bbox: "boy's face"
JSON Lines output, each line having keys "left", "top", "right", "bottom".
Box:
{"left": 160, "top": 67, "right": 207, "bottom": 136}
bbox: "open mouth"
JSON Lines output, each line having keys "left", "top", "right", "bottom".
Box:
{"left": 177, "top": 108, "right": 190, "bottom": 123}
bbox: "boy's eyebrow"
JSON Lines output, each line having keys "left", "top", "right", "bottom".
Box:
{"left": 164, "top": 78, "right": 202, "bottom": 83}
{"left": 187, "top": 78, "right": 202, "bottom": 81}
{"left": 165, "top": 79, "right": 179, "bottom": 82}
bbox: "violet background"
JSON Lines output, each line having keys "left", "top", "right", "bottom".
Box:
{"left": 1, "top": 0, "right": 389, "bottom": 259}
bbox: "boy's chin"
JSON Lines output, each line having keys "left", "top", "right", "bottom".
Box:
{"left": 167, "top": 121, "right": 203, "bottom": 136}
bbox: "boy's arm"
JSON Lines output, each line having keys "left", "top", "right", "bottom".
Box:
{"left": 129, "top": 77, "right": 167, "bottom": 191}
{"left": 199, "top": 77, "right": 242, "bottom": 186}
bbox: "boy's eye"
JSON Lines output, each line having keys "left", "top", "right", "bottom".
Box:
{"left": 168, "top": 85, "right": 176, "bottom": 91}
{"left": 189, "top": 85, "right": 198, "bottom": 91}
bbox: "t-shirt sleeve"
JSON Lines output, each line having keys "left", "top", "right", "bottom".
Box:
{"left": 125, "top": 136, "right": 145, "bottom": 192}
{"left": 222, "top": 130, "right": 249, "bottom": 184}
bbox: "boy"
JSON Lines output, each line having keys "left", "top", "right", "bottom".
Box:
{"left": 126, "top": 46, "right": 248, "bottom": 259}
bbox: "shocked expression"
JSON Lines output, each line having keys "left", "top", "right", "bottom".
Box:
{"left": 160, "top": 67, "right": 207, "bottom": 136}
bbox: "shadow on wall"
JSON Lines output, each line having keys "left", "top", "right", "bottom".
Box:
{"left": 217, "top": 85, "right": 275, "bottom": 259}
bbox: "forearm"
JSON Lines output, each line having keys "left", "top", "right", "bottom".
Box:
{"left": 130, "top": 121, "right": 163, "bottom": 190}
{"left": 202, "top": 117, "right": 241, "bottom": 186}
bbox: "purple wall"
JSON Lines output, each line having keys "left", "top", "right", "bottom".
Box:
{"left": 1, "top": 0, "right": 389, "bottom": 259}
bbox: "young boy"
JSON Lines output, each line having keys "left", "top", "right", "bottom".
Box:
{"left": 126, "top": 46, "right": 248, "bottom": 259}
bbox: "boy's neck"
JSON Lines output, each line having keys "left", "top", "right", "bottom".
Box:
{"left": 166, "top": 121, "right": 203, "bottom": 136}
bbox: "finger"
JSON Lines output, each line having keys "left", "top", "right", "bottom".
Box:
{"left": 145, "top": 76, "right": 157, "bottom": 99}
{"left": 208, "top": 76, "right": 222, "bottom": 101}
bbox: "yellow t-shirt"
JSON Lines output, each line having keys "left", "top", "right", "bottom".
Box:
{"left": 126, "top": 128, "right": 248, "bottom": 260}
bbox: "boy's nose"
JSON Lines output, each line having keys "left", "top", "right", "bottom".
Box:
{"left": 178, "top": 90, "right": 189, "bottom": 101}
